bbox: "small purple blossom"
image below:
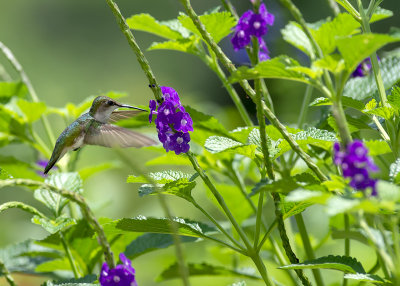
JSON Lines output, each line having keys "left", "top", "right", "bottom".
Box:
{"left": 148, "top": 86, "right": 192, "bottom": 155}
{"left": 351, "top": 57, "right": 376, "bottom": 78}
{"left": 333, "top": 140, "right": 379, "bottom": 195}
{"left": 99, "top": 253, "right": 137, "bottom": 286}
{"left": 231, "top": 2, "right": 274, "bottom": 60}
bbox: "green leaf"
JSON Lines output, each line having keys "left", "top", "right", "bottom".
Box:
{"left": 364, "top": 106, "right": 395, "bottom": 120}
{"left": 0, "top": 156, "right": 41, "bottom": 180}
{"left": 280, "top": 194, "right": 313, "bottom": 219}
{"left": 149, "top": 37, "right": 198, "bottom": 54}
{"left": 285, "top": 189, "right": 330, "bottom": 205}
{"left": 337, "top": 34, "right": 400, "bottom": 75}
{"left": 157, "top": 262, "right": 261, "bottom": 281}
{"left": 344, "top": 273, "right": 386, "bottom": 284}
{"left": 178, "top": 11, "right": 236, "bottom": 43}
{"left": 125, "top": 233, "right": 197, "bottom": 258}
{"left": 281, "top": 22, "right": 313, "bottom": 56}
{"left": 35, "top": 257, "right": 71, "bottom": 272}
{"left": 389, "top": 158, "right": 400, "bottom": 183}
{"left": 78, "top": 162, "right": 119, "bottom": 180}
{"left": 310, "top": 96, "right": 364, "bottom": 110}
{"left": 311, "top": 13, "right": 360, "bottom": 55}
{"left": 127, "top": 170, "right": 196, "bottom": 184}
{"left": 42, "top": 275, "right": 97, "bottom": 286}
{"left": 376, "top": 181, "right": 400, "bottom": 202}
{"left": 247, "top": 128, "right": 278, "bottom": 158}
{"left": 313, "top": 54, "right": 345, "bottom": 74}
{"left": 0, "top": 81, "right": 27, "bottom": 102}
{"left": 322, "top": 175, "right": 347, "bottom": 192}
{"left": 0, "top": 167, "right": 12, "bottom": 179}
{"left": 370, "top": 7, "right": 393, "bottom": 23}
{"left": 230, "top": 282, "right": 246, "bottom": 286}
{"left": 344, "top": 56, "right": 400, "bottom": 100}
{"left": 34, "top": 172, "right": 83, "bottom": 215}
{"left": 205, "top": 136, "right": 256, "bottom": 159}
{"left": 32, "top": 215, "right": 76, "bottom": 234}
{"left": 127, "top": 14, "right": 183, "bottom": 40}
{"left": 102, "top": 216, "right": 217, "bottom": 238}
{"left": 0, "top": 201, "right": 46, "bottom": 218}
{"left": 279, "top": 255, "right": 365, "bottom": 274}
{"left": 364, "top": 140, "right": 392, "bottom": 156}
{"left": 0, "top": 105, "right": 30, "bottom": 141}
{"left": 0, "top": 240, "right": 53, "bottom": 275}
{"left": 334, "top": 0, "right": 360, "bottom": 19}
{"left": 388, "top": 85, "right": 400, "bottom": 111}
{"left": 17, "top": 99, "right": 46, "bottom": 123}
{"left": 229, "top": 56, "right": 316, "bottom": 85}
{"left": 138, "top": 179, "right": 196, "bottom": 203}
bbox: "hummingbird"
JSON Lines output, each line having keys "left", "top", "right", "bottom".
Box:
{"left": 44, "top": 96, "right": 157, "bottom": 174}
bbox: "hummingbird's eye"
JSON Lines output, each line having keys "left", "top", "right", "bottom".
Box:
{"left": 107, "top": 100, "right": 114, "bottom": 106}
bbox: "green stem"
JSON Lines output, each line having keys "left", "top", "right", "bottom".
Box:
{"left": 209, "top": 58, "right": 253, "bottom": 126}
{"left": 295, "top": 214, "right": 325, "bottom": 286}
{"left": 254, "top": 191, "right": 265, "bottom": 249}
{"left": 191, "top": 200, "right": 245, "bottom": 251}
{"left": 220, "top": 0, "right": 238, "bottom": 18}
{"left": 187, "top": 152, "right": 252, "bottom": 250}
{"left": 105, "top": 0, "right": 163, "bottom": 101}
{"left": 179, "top": 0, "right": 328, "bottom": 182}
{"left": 332, "top": 99, "right": 352, "bottom": 146}
{"left": 0, "top": 178, "right": 115, "bottom": 269}
{"left": 0, "top": 41, "right": 56, "bottom": 146}
{"left": 391, "top": 217, "right": 400, "bottom": 282}
{"left": 115, "top": 149, "right": 190, "bottom": 286}
{"left": 60, "top": 232, "right": 79, "bottom": 278}
{"left": 0, "top": 260, "right": 16, "bottom": 286}
{"left": 257, "top": 219, "right": 277, "bottom": 252}
{"left": 326, "top": 0, "right": 340, "bottom": 15}
{"left": 250, "top": 253, "right": 276, "bottom": 286}
{"left": 342, "top": 214, "right": 350, "bottom": 286}
{"left": 271, "top": 193, "right": 311, "bottom": 286}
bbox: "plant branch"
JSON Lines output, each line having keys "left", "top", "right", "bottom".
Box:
{"left": 0, "top": 260, "right": 16, "bottom": 286}
{"left": 60, "top": 232, "right": 80, "bottom": 279}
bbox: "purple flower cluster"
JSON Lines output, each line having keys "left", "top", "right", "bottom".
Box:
{"left": 100, "top": 253, "right": 137, "bottom": 286}
{"left": 333, "top": 140, "right": 379, "bottom": 195}
{"left": 149, "top": 86, "right": 193, "bottom": 155}
{"left": 351, "top": 58, "right": 372, "bottom": 78}
{"left": 231, "top": 3, "right": 274, "bottom": 60}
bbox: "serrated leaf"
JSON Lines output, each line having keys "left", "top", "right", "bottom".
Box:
{"left": 364, "top": 106, "right": 396, "bottom": 120}
{"left": 344, "top": 273, "right": 386, "bottom": 284}
{"left": 17, "top": 99, "right": 46, "bottom": 123}
{"left": 311, "top": 13, "right": 360, "bottom": 55}
{"left": 127, "top": 170, "right": 195, "bottom": 184}
{"left": 344, "top": 56, "right": 400, "bottom": 100}
{"left": 279, "top": 255, "right": 365, "bottom": 274}
{"left": 138, "top": 179, "right": 196, "bottom": 203}
{"left": 370, "top": 7, "right": 393, "bottom": 23}
{"left": 0, "top": 105, "right": 30, "bottom": 141}
{"left": 127, "top": 14, "right": 183, "bottom": 40}
{"left": 281, "top": 21, "right": 313, "bottom": 56}
{"left": 32, "top": 216, "right": 76, "bottom": 234}
{"left": 229, "top": 56, "right": 315, "bottom": 85}
{"left": 337, "top": 34, "right": 400, "bottom": 76}
{"left": 364, "top": 140, "right": 391, "bottom": 156}
{"left": 280, "top": 195, "right": 313, "bottom": 219}
{"left": 204, "top": 136, "right": 256, "bottom": 159}
{"left": 157, "top": 262, "right": 261, "bottom": 281}
{"left": 148, "top": 37, "right": 198, "bottom": 54}
{"left": 43, "top": 275, "right": 97, "bottom": 286}
{"left": 102, "top": 216, "right": 216, "bottom": 238}
{"left": 310, "top": 96, "right": 364, "bottom": 111}
{"left": 0, "top": 81, "right": 27, "bottom": 102}
{"left": 34, "top": 172, "right": 83, "bottom": 216}
{"left": 178, "top": 11, "right": 236, "bottom": 43}
{"left": 322, "top": 175, "right": 347, "bottom": 192}
{"left": 247, "top": 128, "right": 278, "bottom": 158}
{"left": 313, "top": 54, "right": 345, "bottom": 74}
{"left": 365, "top": 98, "right": 377, "bottom": 110}
{"left": 388, "top": 85, "right": 400, "bottom": 111}
{"left": 125, "top": 233, "right": 197, "bottom": 258}
{"left": 389, "top": 158, "right": 400, "bottom": 183}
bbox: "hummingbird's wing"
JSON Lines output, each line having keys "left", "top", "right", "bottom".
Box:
{"left": 84, "top": 124, "right": 157, "bottom": 148}
{"left": 108, "top": 110, "right": 144, "bottom": 123}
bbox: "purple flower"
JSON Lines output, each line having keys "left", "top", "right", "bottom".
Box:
{"left": 100, "top": 253, "right": 137, "bottom": 286}
{"left": 231, "top": 2, "right": 274, "bottom": 60}
{"left": 351, "top": 58, "right": 372, "bottom": 78}
{"left": 149, "top": 86, "right": 192, "bottom": 155}
{"left": 333, "top": 140, "right": 379, "bottom": 195}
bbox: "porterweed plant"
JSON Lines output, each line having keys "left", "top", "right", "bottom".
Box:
{"left": 1, "top": 0, "right": 400, "bottom": 285}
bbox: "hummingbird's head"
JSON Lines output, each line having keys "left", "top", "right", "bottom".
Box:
{"left": 89, "top": 96, "right": 146, "bottom": 123}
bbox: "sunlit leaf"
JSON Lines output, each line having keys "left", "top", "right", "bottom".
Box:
{"left": 17, "top": 99, "right": 46, "bottom": 123}
{"left": 32, "top": 215, "right": 76, "bottom": 234}
{"left": 281, "top": 22, "right": 313, "bottom": 56}
{"left": 344, "top": 273, "right": 386, "bottom": 284}
{"left": 205, "top": 136, "right": 257, "bottom": 159}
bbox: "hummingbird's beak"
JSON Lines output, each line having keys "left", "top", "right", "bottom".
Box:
{"left": 117, "top": 104, "right": 147, "bottom": 112}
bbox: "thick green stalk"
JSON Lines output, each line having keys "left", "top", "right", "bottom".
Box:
{"left": 179, "top": 0, "right": 327, "bottom": 182}
{"left": 332, "top": 99, "right": 353, "bottom": 146}
{"left": 0, "top": 260, "right": 16, "bottom": 286}
{"left": 60, "top": 232, "right": 79, "bottom": 278}
{"left": 0, "top": 178, "right": 115, "bottom": 268}
{"left": 105, "top": 0, "right": 163, "bottom": 101}
{"left": 327, "top": 0, "right": 340, "bottom": 15}
{"left": 250, "top": 253, "right": 276, "bottom": 286}
{"left": 342, "top": 214, "right": 350, "bottom": 286}
{"left": 271, "top": 193, "right": 311, "bottom": 286}
{"left": 295, "top": 214, "right": 325, "bottom": 286}
{"left": 0, "top": 41, "right": 55, "bottom": 146}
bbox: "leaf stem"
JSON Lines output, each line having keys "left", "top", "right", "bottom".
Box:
{"left": 326, "top": 0, "right": 340, "bottom": 16}
{"left": 0, "top": 260, "right": 16, "bottom": 286}
{"left": 342, "top": 214, "right": 350, "bottom": 286}
{"left": 60, "top": 232, "right": 80, "bottom": 279}
{"left": 0, "top": 41, "right": 56, "bottom": 147}
{"left": 295, "top": 213, "right": 325, "bottom": 286}
{"left": 104, "top": 0, "right": 163, "bottom": 101}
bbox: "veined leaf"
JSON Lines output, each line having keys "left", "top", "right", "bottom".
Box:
{"left": 281, "top": 21, "right": 313, "bottom": 57}
{"left": 148, "top": 37, "right": 198, "bottom": 54}
{"left": 178, "top": 11, "right": 236, "bottom": 43}
{"left": 42, "top": 275, "right": 97, "bottom": 286}
{"left": 310, "top": 96, "right": 364, "bottom": 110}
{"left": 229, "top": 56, "right": 315, "bottom": 85}
{"left": 138, "top": 179, "right": 196, "bottom": 203}
{"left": 364, "top": 140, "right": 391, "bottom": 156}
{"left": 388, "top": 85, "right": 400, "bottom": 111}
{"left": 32, "top": 215, "right": 76, "bottom": 234}
{"left": 157, "top": 262, "right": 261, "bottom": 281}
{"left": 344, "top": 56, "right": 400, "bottom": 100}
{"left": 389, "top": 158, "right": 400, "bottom": 183}
{"left": 205, "top": 136, "right": 256, "bottom": 159}
{"left": 0, "top": 105, "right": 30, "bottom": 141}
{"left": 344, "top": 273, "right": 386, "bottom": 284}
{"left": 125, "top": 233, "right": 198, "bottom": 258}
{"left": 370, "top": 7, "right": 393, "bottom": 23}
{"left": 364, "top": 106, "right": 396, "bottom": 121}
{"left": 279, "top": 255, "right": 365, "bottom": 274}
{"left": 337, "top": 34, "right": 400, "bottom": 76}
{"left": 313, "top": 54, "right": 345, "bottom": 74}
{"left": 127, "top": 14, "right": 183, "bottom": 40}
{"left": 102, "top": 216, "right": 217, "bottom": 238}
{"left": 127, "top": 170, "right": 196, "bottom": 184}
